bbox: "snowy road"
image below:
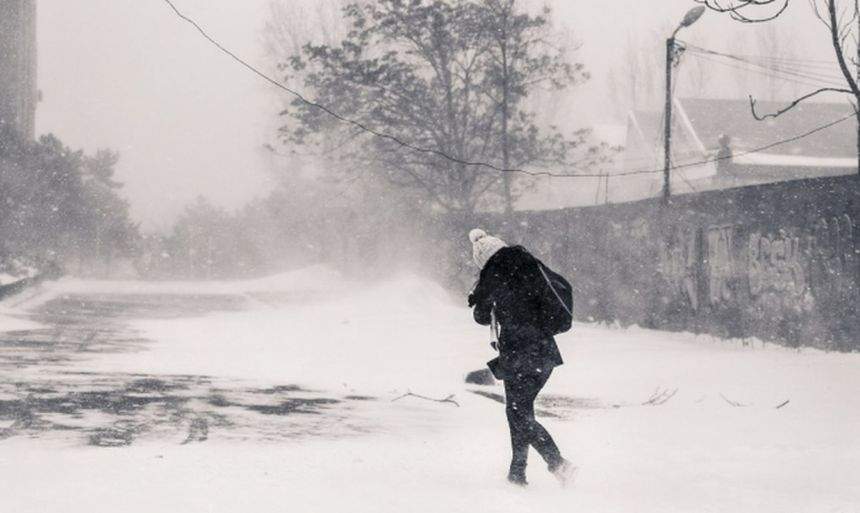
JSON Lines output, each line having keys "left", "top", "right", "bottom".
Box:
{"left": 1, "top": 267, "right": 859, "bottom": 512}
{"left": 0, "top": 290, "right": 431, "bottom": 446}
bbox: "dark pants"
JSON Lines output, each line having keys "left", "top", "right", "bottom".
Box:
{"left": 503, "top": 369, "right": 562, "bottom": 477}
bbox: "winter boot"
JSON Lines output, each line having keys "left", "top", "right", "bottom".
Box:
{"left": 508, "top": 461, "right": 528, "bottom": 487}
{"left": 507, "top": 470, "right": 528, "bottom": 487}
{"left": 550, "top": 458, "right": 577, "bottom": 488}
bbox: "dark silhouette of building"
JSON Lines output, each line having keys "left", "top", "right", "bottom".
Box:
{"left": 0, "top": 0, "right": 38, "bottom": 140}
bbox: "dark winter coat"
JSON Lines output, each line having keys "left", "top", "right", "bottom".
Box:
{"left": 468, "top": 246, "right": 564, "bottom": 379}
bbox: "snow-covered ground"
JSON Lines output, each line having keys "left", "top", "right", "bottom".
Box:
{"left": 1, "top": 266, "right": 859, "bottom": 512}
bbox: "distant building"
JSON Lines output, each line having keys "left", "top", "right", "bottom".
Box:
{"left": 622, "top": 97, "right": 857, "bottom": 200}
{"left": 482, "top": 98, "right": 857, "bottom": 213}
{"left": 0, "top": 0, "right": 38, "bottom": 140}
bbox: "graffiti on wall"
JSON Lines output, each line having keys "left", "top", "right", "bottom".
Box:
{"left": 608, "top": 217, "right": 650, "bottom": 244}
{"left": 747, "top": 214, "right": 856, "bottom": 313}
{"left": 656, "top": 214, "right": 856, "bottom": 314}
{"left": 707, "top": 225, "right": 735, "bottom": 305}
{"left": 660, "top": 228, "right": 699, "bottom": 311}
{"left": 810, "top": 214, "right": 856, "bottom": 300}
{"left": 748, "top": 229, "right": 810, "bottom": 311}
{"left": 628, "top": 218, "right": 650, "bottom": 241}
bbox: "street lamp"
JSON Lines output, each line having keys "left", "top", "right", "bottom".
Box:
{"left": 663, "top": 6, "right": 706, "bottom": 204}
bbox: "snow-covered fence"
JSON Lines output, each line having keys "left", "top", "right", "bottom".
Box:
{"left": 457, "top": 174, "right": 860, "bottom": 350}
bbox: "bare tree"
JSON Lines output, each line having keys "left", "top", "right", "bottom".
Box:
{"left": 262, "top": 0, "right": 356, "bottom": 188}
{"left": 755, "top": 24, "right": 802, "bottom": 100}
{"left": 719, "top": 25, "right": 802, "bottom": 100}
{"left": 701, "top": 0, "right": 860, "bottom": 172}
{"left": 481, "top": 0, "right": 586, "bottom": 214}
{"left": 606, "top": 25, "right": 713, "bottom": 116}
{"left": 680, "top": 37, "right": 716, "bottom": 98}
{"left": 263, "top": 0, "right": 350, "bottom": 62}
{"left": 606, "top": 33, "right": 662, "bottom": 118}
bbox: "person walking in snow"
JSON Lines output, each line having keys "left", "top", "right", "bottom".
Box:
{"left": 467, "top": 229, "right": 575, "bottom": 487}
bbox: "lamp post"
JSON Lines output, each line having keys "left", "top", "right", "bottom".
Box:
{"left": 663, "top": 6, "right": 706, "bottom": 205}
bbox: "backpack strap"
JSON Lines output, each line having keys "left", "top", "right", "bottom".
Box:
{"left": 538, "top": 264, "right": 573, "bottom": 318}
{"left": 490, "top": 304, "right": 500, "bottom": 351}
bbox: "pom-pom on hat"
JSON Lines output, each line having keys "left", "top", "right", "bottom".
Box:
{"left": 469, "top": 228, "right": 507, "bottom": 269}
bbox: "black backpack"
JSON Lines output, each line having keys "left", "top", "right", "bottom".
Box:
{"left": 536, "top": 262, "right": 574, "bottom": 335}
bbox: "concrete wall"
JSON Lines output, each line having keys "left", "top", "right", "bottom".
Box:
{"left": 460, "top": 174, "right": 860, "bottom": 350}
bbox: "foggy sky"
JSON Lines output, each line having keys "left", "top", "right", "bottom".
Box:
{"left": 36, "top": 0, "right": 835, "bottom": 231}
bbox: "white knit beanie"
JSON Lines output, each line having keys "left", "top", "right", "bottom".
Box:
{"left": 469, "top": 228, "right": 507, "bottom": 270}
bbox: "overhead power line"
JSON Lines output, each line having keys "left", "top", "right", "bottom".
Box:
{"left": 682, "top": 43, "right": 849, "bottom": 89}
{"left": 736, "top": 55, "right": 844, "bottom": 76}
{"left": 732, "top": 53, "right": 840, "bottom": 67}
{"left": 162, "top": 1, "right": 856, "bottom": 182}
{"left": 687, "top": 52, "right": 845, "bottom": 90}
{"left": 161, "top": 0, "right": 597, "bottom": 179}
{"left": 681, "top": 42, "right": 845, "bottom": 81}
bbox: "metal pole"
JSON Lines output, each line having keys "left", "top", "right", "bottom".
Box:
{"left": 663, "top": 36, "right": 674, "bottom": 205}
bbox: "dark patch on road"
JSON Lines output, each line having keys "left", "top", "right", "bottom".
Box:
{"left": 0, "top": 292, "right": 381, "bottom": 447}
{"left": 344, "top": 395, "right": 376, "bottom": 401}
{"left": 253, "top": 384, "right": 309, "bottom": 395}
{"left": 39, "top": 293, "right": 250, "bottom": 321}
{"left": 0, "top": 373, "right": 378, "bottom": 446}
{"left": 244, "top": 398, "right": 341, "bottom": 416}
{"left": 0, "top": 374, "right": 376, "bottom": 446}
{"left": 0, "top": 294, "right": 249, "bottom": 371}
{"left": 89, "top": 422, "right": 141, "bottom": 447}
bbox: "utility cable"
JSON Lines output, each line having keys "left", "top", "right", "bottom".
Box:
{"left": 162, "top": 1, "right": 856, "bottom": 181}
{"left": 162, "top": 0, "right": 598, "bottom": 179}
{"left": 681, "top": 42, "right": 849, "bottom": 85}
{"left": 684, "top": 47, "right": 848, "bottom": 89}
{"left": 687, "top": 52, "right": 845, "bottom": 90}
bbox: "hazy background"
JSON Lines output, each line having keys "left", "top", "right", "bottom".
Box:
{"left": 36, "top": 0, "right": 834, "bottom": 231}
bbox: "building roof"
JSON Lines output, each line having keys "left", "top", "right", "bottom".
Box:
{"left": 515, "top": 98, "right": 858, "bottom": 212}
{"left": 677, "top": 97, "right": 855, "bottom": 159}
{"left": 616, "top": 97, "right": 858, "bottom": 200}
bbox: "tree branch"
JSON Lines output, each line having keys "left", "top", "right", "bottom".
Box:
{"left": 720, "top": 393, "right": 749, "bottom": 407}
{"left": 392, "top": 391, "right": 460, "bottom": 407}
{"left": 696, "top": 0, "right": 791, "bottom": 23}
{"left": 642, "top": 387, "right": 679, "bottom": 406}
{"left": 749, "top": 87, "right": 854, "bottom": 120}
{"left": 810, "top": 0, "right": 832, "bottom": 29}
